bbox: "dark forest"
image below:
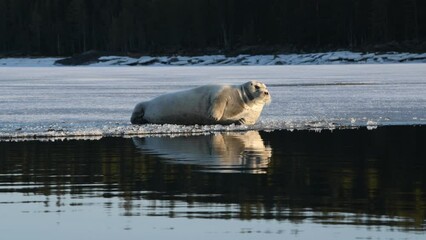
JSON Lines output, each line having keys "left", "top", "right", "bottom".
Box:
{"left": 1, "top": 0, "right": 426, "bottom": 56}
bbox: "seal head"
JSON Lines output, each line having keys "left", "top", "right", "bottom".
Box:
{"left": 241, "top": 80, "right": 271, "bottom": 105}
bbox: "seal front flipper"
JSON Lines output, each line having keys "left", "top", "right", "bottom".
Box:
{"left": 208, "top": 94, "right": 228, "bottom": 123}
{"left": 235, "top": 118, "right": 246, "bottom": 125}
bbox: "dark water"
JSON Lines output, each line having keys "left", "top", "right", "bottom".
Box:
{"left": 1, "top": 126, "right": 425, "bottom": 239}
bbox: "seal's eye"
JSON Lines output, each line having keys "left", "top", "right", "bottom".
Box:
{"left": 255, "top": 85, "right": 260, "bottom": 90}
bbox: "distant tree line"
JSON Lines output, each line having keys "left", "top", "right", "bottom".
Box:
{"left": 1, "top": 0, "right": 425, "bottom": 56}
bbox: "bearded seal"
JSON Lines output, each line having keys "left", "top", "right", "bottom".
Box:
{"left": 130, "top": 80, "right": 271, "bottom": 125}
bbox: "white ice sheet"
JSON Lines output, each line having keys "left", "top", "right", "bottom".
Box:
{"left": 0, "top": 64, "right": 425, "bottom": 140}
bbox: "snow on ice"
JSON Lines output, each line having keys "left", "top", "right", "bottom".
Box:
{"left": 1, "top": 51, "right": 426, "bottom": 67}
{"left": 68, "top": 51, "right": 426, "bottom": 66}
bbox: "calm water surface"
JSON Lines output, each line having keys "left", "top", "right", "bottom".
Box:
{"left": 0, "top": 126, "right": 425, "bottom": 239}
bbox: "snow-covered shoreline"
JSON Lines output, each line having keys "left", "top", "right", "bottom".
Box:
{"left": 0, "top": 57, "right": 62, "bottom": 67}
{"left": 1, "top": 51, "right": 426, "bottom": 67}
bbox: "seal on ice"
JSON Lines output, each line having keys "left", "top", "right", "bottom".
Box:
{"left": 130, "top": 80, "right": 271, "bottom": 125}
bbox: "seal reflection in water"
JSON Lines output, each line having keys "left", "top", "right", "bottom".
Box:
{"left": 132, "top": 131, "right": 272, "bottom": 174}
{"left": 131, "top": 80, "right": 271, "bottom": 125}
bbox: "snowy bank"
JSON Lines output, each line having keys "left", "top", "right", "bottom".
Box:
{"left": 1, "top": 51, "right": 426, "bottom": 66}
{"left": 90, "top": 51, "right": 426, "bottom": 66}
{"left": 0, "top": 57, "right": 61, "bottom": 67}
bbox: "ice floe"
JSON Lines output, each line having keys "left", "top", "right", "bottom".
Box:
{"left": 0, "top": 64, "right": 425, "bottom": 141}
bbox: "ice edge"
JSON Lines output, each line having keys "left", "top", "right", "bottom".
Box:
{"left": 2, "top": 121, "right": 423, "bottom": 142}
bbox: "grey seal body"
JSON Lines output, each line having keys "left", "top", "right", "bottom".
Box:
{"left": 131, "top": 80, "right": 271, "bottom": 125}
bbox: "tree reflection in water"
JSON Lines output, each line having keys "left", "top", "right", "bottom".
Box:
{"left": 0, "top": 126, "right": 425, "bottom": 230}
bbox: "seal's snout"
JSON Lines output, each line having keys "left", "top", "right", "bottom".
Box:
{"left": 263, "top": 89, "right": 271, "bottom": 105}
